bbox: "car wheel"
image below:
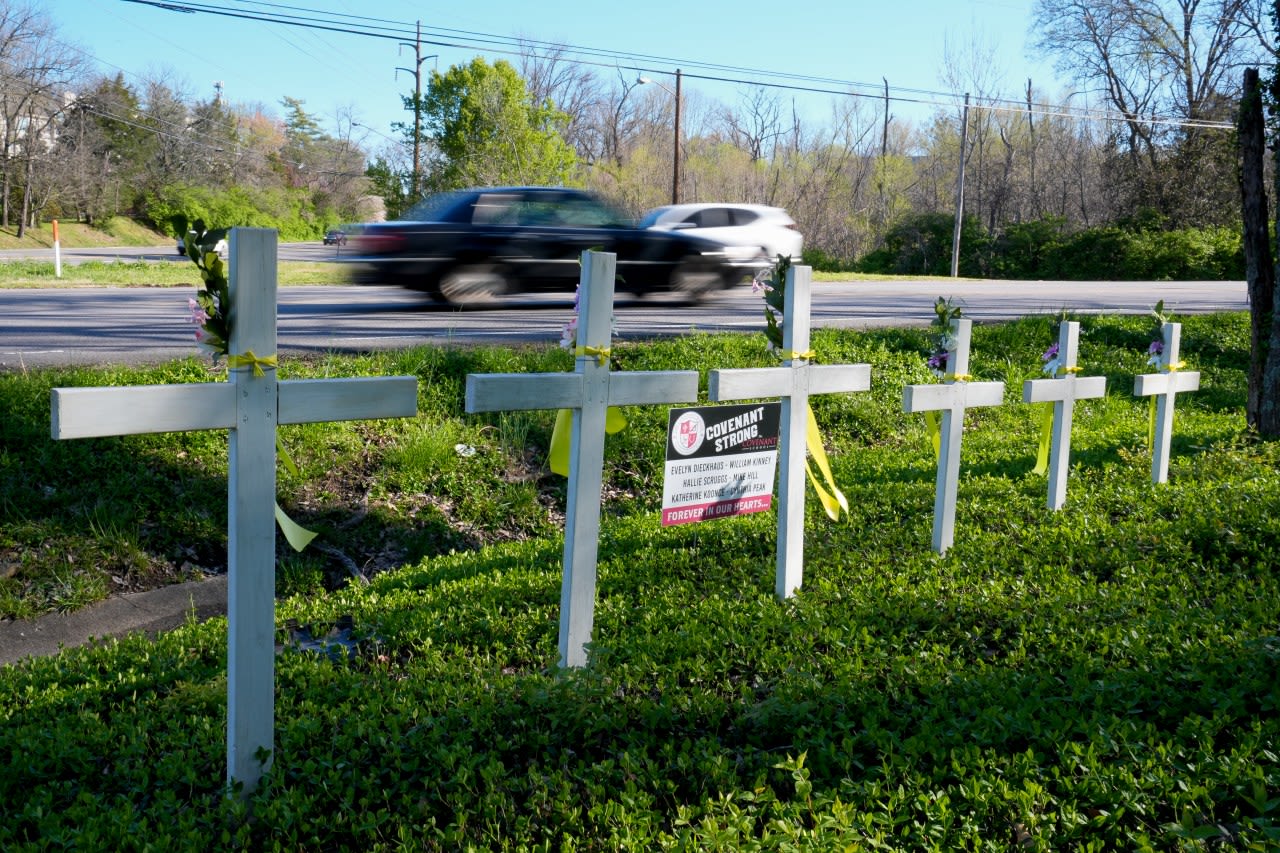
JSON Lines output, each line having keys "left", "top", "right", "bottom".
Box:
{"left": 434, "top": 264, "right": 509, "bottom": 305}
{"left": 668, "top": 260, "right": 723, "bottom": 303}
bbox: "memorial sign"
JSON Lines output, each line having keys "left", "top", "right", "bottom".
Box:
{"left": 662, "top": 402, "right": 781, "bottom": 526}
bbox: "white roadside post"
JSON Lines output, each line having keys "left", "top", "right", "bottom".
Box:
{"left": 465, "top": 251, "right": 699, "bottom": 669}
{"left": 1133, "top": 322, "right": 1200, "bottom": 484}
{"left": 902, "top": 318, "right": 1005, "bottom": 553}
{"left": 49, "top": 228, "right": 419, "bottom": 795}
{"left": 707, "top": 264, "right": 870, "bottom": 599}
{"left": 1021, "top": 321, "right": 1106, "bottom": 510}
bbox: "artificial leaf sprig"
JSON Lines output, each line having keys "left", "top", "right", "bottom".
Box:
{"left": 184, "top": 220, "right": 231, "bottom": 360}
{"left": 1147, "top": 300, "right": 1177, "bottom": 369}
{"left": 753, "top": 254, "right": 792, "bottom": 353}
{"left": 927, "top": 296, "right": 963, "bottom": 377}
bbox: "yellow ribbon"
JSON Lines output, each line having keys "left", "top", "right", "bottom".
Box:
{"left": 780, "top": 349, "right": 816, "bottom": 361}
{"left": 574, "top": 345, "right": 611, "bottom": 366}
{"left": 273, "top": 432, "right": 317, "bottom": 550}
{"left": 274, "top": 503, "right": 318, "bottom": 552}
{"left": 1060, "top": 365, "right": 1082, "bottom": 375}
{"left": 924, "top": 410, "right": 941, "bottom": 460}
{"left": 1164, "top": 360, "right": 1186, "bottom": 372}
{"left": 227, "top": 350, "right": 278, "bottom": 377}
{"left": 1033, "top": 403, "right": 1054, "bottom": 475}
{"left": 803, "top": 403, "right": 848, "bottom": 521}
{"left": 548, "top": 407, "right": 627, "bottom": 476}
{"left": 942, "top": 372, "right": 973, "bottom": 382}
{"left": 1147, "top": 396, "right": 1157, "bottom": 450}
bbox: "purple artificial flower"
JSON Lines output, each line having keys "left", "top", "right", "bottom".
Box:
{"left": 1041, "top": 343, "right": 1059, "bottom": 362}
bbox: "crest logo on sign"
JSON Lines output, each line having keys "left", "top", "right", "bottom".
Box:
{"left": 672, "top": 411, "right": 705, "bottom": 455}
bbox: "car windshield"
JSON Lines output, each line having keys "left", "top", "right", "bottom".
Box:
{"left": 400, "top": 191, "right": 470, "bottom": 222}
{"left": 636, "top": 209, "right": 667, "bottom": 228}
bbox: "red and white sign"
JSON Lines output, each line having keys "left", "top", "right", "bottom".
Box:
{"left": 661, "top": 403, "right": 780, "bottom": 526}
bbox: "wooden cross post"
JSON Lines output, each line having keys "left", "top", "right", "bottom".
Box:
{"left": 1134, "top": 322, "right": 1200, "bottom": 484}
{"left": 707, "top": 264, "right": 870, "bottom": 599}
{"left": 902, "top": 318, "right": 1004, "bottom": 553}
{"left": 464, "top": 251, "right": 699, "bottom": 669}
{"left": 1021, "top": 321, "right": 1106, "bottom": 510}
{"left": 50, "top": 229, "right": 418, "bottom": 794}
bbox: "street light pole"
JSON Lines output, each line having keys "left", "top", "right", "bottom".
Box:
{"left": 638, "top": 70, "right": 682, "bottom": 204}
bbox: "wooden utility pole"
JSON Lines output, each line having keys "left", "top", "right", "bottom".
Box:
{"left": 397, "top": 21, "right": 435, "bottom": 202}
{"left": 672, "top": 69, "right": 682, "bottom": 205}
{"left": 950, "top": 93, "right": 970, "bottom": 278}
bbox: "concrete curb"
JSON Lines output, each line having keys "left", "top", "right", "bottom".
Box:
{"left": 0, "top": 575, "right": 227, "bottom": 667}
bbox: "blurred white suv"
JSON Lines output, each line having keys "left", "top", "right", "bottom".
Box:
{"left": 639, "top": 203, "right": 803, "bottom": 264}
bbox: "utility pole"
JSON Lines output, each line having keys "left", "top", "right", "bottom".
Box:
{"left": 672, "top": 68, "right": 682, "bottom": 205}
{"left": 397, "top": 22, "right": 436, "bottom": 202}
{"left": 950, "top": 93, "right": 970, "bottom": 279}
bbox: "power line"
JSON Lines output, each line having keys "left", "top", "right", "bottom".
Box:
{"left": 121, "top": 0, "right": 1234, "bottom": 132}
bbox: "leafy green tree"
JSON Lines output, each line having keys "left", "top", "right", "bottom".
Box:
{"left": 413, "top": 58, "right": 577, "bottom": 192}
{"left": 365, "top": 157, "right": 410, "bottom": 219}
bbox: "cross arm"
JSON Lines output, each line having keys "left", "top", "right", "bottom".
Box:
{"left": 1134, "top": 371, "right": 1201, "bottom": 397}
{"left": 1022, "top": 375, "right": 1106, "bottom": 404}
{"left": 279, "top": 377, "right": 418, "bottom": 424}
{"left": 607, "top": 371, "right": 699, "bottom": 406}
{"left": 903, "top": 380, "right": 1005, "bottom": 413}
{"left": 709, "top": 364, "right": 871, "bottom": 401}
{"left": 52, "top": 383, "right": 236, "bottom": 439}
{"left": 465, "top": 372, "right": 584, "bottom": 412}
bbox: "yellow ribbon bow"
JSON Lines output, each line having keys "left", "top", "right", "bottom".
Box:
{"left": 780, "top": 349, "right": 816, "bottom": 361}
{"left": 803, "top": 403, "right": 848, "bottom": 521}
{"left": 548, "top": 407, "right": 627, "bottom": 476}
{"left": 942, "top": 372, "right": 973, "bottom": 382}
{"left": 227, "top": 350, "right": 278, "bottom": 377}
{"left": 574, "top": 345, "right": 611, "bottom": 366}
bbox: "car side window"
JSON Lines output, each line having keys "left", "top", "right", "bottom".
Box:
{"left": 729, "top": 209, "right": 759, "bottom": 225}
{"left": 694, "top": 208, "right": 732, "bottom": 228}
{"left": 472, "top": 194, "right": 519, "bottom": 225}
{"left": 557, "top": 197, "right": 615, "bottom": 227}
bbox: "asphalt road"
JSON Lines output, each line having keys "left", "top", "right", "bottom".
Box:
{"left": 0, "top": 264, "right": 1249, "bottom": 370}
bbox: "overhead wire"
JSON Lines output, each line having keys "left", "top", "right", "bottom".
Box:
{"left": 122, "top": 0, "right": 1235, "bottom": 131}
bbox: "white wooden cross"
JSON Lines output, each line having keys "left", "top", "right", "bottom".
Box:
{"left": 1133, "top": 322, "right": 1200, "bottom": 484}
{"left": 902, "top": 318, "right": 1005, "bottom": 553}
{"left": 49, "top": 229, "right": 419, "bottom": 795}
{"left": 1021, "top": 321, "right": 1106, "bottom": 510}
{"left": 464, "top": 250, "right": 699, "bottom": 669}
{"left": 706, "top": 264, "right": 870, "bottom": 599}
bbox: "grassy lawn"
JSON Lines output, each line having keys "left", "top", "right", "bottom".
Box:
{"left": 1, "top": 311, "right": 1277, "bottom": 849}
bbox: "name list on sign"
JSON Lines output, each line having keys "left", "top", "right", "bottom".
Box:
{"left": 662, "top": 402, "right": 782, "bottom": 526}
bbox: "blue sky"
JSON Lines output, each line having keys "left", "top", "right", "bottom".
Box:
{"left": 50, "top": 0, "right": 1065, "bottom": 146}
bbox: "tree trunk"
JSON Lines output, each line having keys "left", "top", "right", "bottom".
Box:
{"left": 1248, "top": 62, "right": 1280, "bottom": 438}
{"left": 1239, "top": 68, "right": 1275, "bottom": 430}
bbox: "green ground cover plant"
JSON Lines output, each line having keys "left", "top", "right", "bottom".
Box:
{"left": 1, "top": 311, "right": 1277, "bottom": 850}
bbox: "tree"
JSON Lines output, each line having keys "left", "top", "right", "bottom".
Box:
{"left": 1032, "top": 0, "right": 1270, "bottom": 221}
{"left": 0, "top": 1, "right": 85, "bottom": 231}
{"left": 416, "top": 58, "right": 577, "bottom": 192}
